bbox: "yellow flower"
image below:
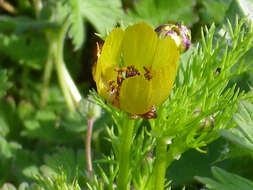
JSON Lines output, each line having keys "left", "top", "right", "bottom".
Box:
{"left": 93, "top": 22, "right": 181, "bottom": 119}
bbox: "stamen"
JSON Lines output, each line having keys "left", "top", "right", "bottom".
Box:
{"left": 107, "top": 65, "right": 141, "bottom": 102}
{"left": 143, "top": 66, "right": 152, "bottom": 80}
{"left": 126, "top": 65, "right": 140, "bottom": 78}
{"left": 117, "top": 74, "right": 124, "bottom": 85}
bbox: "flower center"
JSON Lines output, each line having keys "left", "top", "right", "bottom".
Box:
{"left": 107, "top": 65, "right": 154, "bottom": 115}
{"left": 106, "top": 65, "right": 156, "bottom": 119}
{"left": 107, "top": 65, "right": 141, "bottom": 100}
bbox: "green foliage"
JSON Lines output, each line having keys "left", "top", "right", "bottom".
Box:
{"left": 219, "top": 101, "right": 253, "bottom": 153}
{"left": 40, "top": 148, "right": 86, "bottom": 182}
{"left": 0, "top": 173, "right": 81, "bottom": 190}
{"left": 151, "top": 17, "right": 253, "bottom": 160}
{"left": 35, "top": 173, "right": 82, "bottom": 190}
{"left": 199, "top": 0, "right": 232, "bottom": 24}
{"left": 1, "top": 183, "right": 31, "bottom": 190}
{"left": 69, "top": 0, "right": 85, "bottom": 51}
{"left": 230, "top": 0, "right": 253, "bottom": 23}
{"left": 124, "top": 0, "right": 197, "bottom": 27}
{"left": 0, "top": 16, "right": 56, "bottom": 33}
{"left": 197, "top": 101, "right": 253, "bottom": 190}
{"left": 20, "top": 103, "right": 86, "bottom": 143}
{"left": 0, "top": 71, "right": 11, "bottom": 99}
{"left": 0, "top": 33, "right": 47, "bottom": 70}
{"left": 86, "top": 18, "right": 253, "bottom": 190}
{"left": 196, "top": 167, "right": 253, "bottom": 190}
{"left": 80, "top": 0, "right": 123, "bottom": 37}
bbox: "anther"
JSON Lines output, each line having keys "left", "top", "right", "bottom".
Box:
{"left": 143, "top": 66, "right": 152, "bottom": 80}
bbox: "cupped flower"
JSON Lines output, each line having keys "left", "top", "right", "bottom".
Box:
{"left": 93, "top": 22, "right": 187, "bottom": 119}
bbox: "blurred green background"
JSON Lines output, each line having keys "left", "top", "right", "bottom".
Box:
{"left": 0, "top": 0, "right": 253, "bottom": 189}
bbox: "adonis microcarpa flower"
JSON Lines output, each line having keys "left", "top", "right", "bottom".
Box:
{"left": 93, "top": 22, "right": 190, "bottom": 119}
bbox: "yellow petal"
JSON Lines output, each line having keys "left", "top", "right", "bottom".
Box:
{"left": 152, "top": 36, "right": 179, "bottom": 70}
{"left": 96, "top": 76, "right": 109, "bottom": 100}
{"left": 119, "top": 75, "right": 152, "bottom": 114}
{"left": 122, "top": 22, "right": 158, "bottom": 72}
{"left": 150, "top": 37, "right": 180, "bottom": 106}
{"left": 95, "top": 22, "right": 180, "bottom": 115}
{"left": 96, "top": 27, "right": 125, "bottom": 82}
{"left": 94, "top": 28, "right": 124, "bottom": 100}
{"left": 149, "top": 64, "right": 177, "bottom": 106}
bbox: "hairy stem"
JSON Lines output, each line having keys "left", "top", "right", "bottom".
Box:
{"left": 152, "top": 138, "right": 167, "bottom": 190}
{"left": 117, "top": 118, "right": 135, "bottom": 190}
{"left": 86, "top": 118, "right": 94, "bottom": 179}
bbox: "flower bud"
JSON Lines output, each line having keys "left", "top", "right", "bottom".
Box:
{"left": 155, "top": 23, "right": 191, "bottom": 53}
{"left": 83, "top": 97, "right": 101, "bottom": 120}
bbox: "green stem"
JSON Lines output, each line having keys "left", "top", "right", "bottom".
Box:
{"left": 152, "top": 138, "right": 167, "bottom": 190}
{"left": 40, "top": 41, "right": 55, "bottom": 108}
{"left": 117, "top": 118, "right": 135, "bottom": 190}
{"left": 62, "top": 63, "right": 82, "bottom": 107}
{"left": 33, "top": 0, "right": 42, "bottom": 19}
{"left": 55, "top": 17, "right": 75, "bottom": 112}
